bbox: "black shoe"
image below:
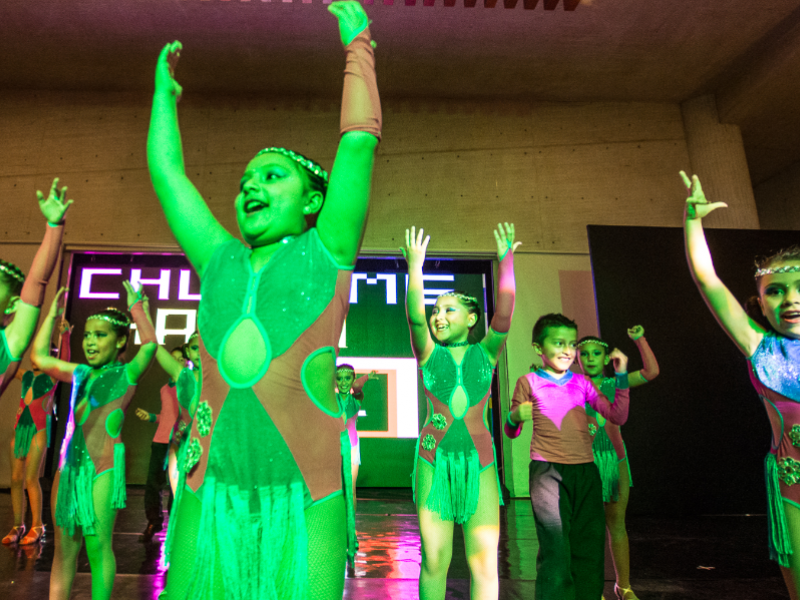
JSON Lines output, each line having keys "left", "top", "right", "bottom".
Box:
{"left": 139, "top": 522, "right": 163, "bottom": 543}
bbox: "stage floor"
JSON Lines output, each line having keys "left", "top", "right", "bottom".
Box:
{"left": 0, "top": 486, "right": 789, "bottom": 599}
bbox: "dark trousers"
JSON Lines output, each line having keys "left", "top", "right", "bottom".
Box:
{"left": 529, "top": 460, "right": 605, "bottom": 600}
{"left": 144, "top": 442, "right": 171, "bottom": 525}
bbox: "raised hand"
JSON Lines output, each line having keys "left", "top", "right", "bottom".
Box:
{"left": 328, "top": 0, "right": 369, "bottom": 46}
{"left": 493, "top": 222, "right": 521, "bottom": 260}
{"left": 47, "top": 287, "right": 67, "bottom": 320}
{"left": 680, "top": 171, "right": 727, "bottom": 221}
{"left": 123, "top": 280, "right": 143, "bottom": 309}
{"left": 608, "top": 348, "right": 629, "bottom": 373}
{"left": 155, "top": 41, "right": 183, "bottom": 100}
{"left": 402, "top": 226, "right": 430, "bottom": 272}
{"left": 135, "top": 408, "right": 152, "bottom": 422}
{"left": 368, "top": 370, "right": 379, "bottom": 380}
{"left": 627, "top": 325, "right": 644, "bottom": 341}
{"left": 36, "top": 178, "right": 73, "bottom": 225}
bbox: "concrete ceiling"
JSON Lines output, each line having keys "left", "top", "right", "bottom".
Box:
{"left": 3, "top": 0, "right": 800, "bottom": 184}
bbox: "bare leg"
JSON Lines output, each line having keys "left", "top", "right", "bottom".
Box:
{"left": 416, "top": 459, "right": 455, "bottom": 600}
{"left": 351, "top": 463, "right": 359, "bottom": 513}
{"left": 24, "top": 430, "right": 48, "bottom": 530}
{"left": 82, "top": 471, "right": 119, "bottom": 600}
{"left": 6, "top": 438, "right": 26, "bottom": 535}
{"left": 463, "top": 467, "right": 500, "bottom": 600}
{"left": 605, "top": 459, "right": 636, "bottom": 598}
{"left": 49, "top": 471, "right": 84, "bottom": 600}
{"left": 780, "top": 502, "right": 800, "bottom": 600}
{"left": 167, "top": 445, "right": 178, "bottom": 496}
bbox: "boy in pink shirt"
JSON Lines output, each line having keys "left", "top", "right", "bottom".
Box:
{"left": 506, "top": 313, "right": 630, "bottom": 600}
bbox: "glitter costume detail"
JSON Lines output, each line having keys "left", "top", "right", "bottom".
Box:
{"left": 170, "top": 229, "right": 354, "bottom": 599}
{"left": 195, "top": 401, "right": 211, "bottom": 437}
{"left": 55, "top": 364, "right": 136, "bottom": 536}
{"left": 755, "top": 264, "right": 800, "bottom": 279}
{"left": 585, "top": 377, "right": 626, "bottom": 503}
{"left": 750, "top": 332, "right": 800, "bottom": 567}
{"left": 791, "top": 425, "right": 800, "bottom": 448}
{"left": 415, "top": 343, "right": 500, "bottom": 523}
{"left": 14, "top": 371, "right": 56, "bottom": 458}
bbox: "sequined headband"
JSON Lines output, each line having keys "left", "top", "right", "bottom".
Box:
{"left": 87, "top": 314, "right": 130, "bottom": 328}
{"left": 255, "top": 147, "right": 329, "bottom": 183}
{"left": 0, "top": 263, "right": 24, "bottom": 284}
{"left": 337, "top": 366, "right": 355, "bottom": 373}
{"left": 577, "top": 339, "right": 608, "bottom": 349}
{"left": 755, "top": 264, "right": 800, "bottom": 279}
{"left": 439, "top": 292, "right": 478, "bottom": 304}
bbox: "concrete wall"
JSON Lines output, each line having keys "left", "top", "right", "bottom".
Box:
{"left": 754, "top": 159, "right": 800, "bottom": 230}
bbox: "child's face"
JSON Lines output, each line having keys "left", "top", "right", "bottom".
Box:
{"left": 534, "top": 326, "right": 577, "bottom": 376}
{"left": 171, "top": 349, "right": 188, "bottom": 368}
{"left": 430, "top": 296, "right": 475, "bottom": 344}
{"left": 185, "top": 338, "right": 201, "bottom": 364}
{"left": 758, "top": 261, "right": 800, "bottom": 339}
{"left": 83, "top": 320, "right": 125, "bottom": 368}
{"left": 235, "top": 153, "right": 317, "bottom": 248}
{"left": 336, "top": 370, "right": 355, "bottom": 393}
{"left": 577, "top": 342, "right": 608, "bottom": 377}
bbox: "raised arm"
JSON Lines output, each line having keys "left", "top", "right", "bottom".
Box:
{"left": 681, "top": 171, "right": 763, "bottom": 356}
{"left": 403, "top": 227, "right": 436, "bottom": 364}
{"left": 351, "top": 370, "right": 376, "bottom": 399}
{"left": 626, "top": 325, "right": 659, "bottom": 388}
{"left": 481, "top": 223, "right": 521, "bottom": 365}
{"left": 147, "top": 42, "right": 232, "bottom": 277}
{"left": 587, "top": 349, "right": 629, "bottom": 425}
{"left": 505, "top": 375, "right": 533, "bottom": 439}
{"left": 124, "top": 282, "right": 158, "bottom": 384}
{"left": 316, "top": 1, "right": 381, "bottom": 267}
{"left": 6, "top": 179, "right": 71, "bottom": 360}
{"left": 155, "top": 344, "right": 185, "bottom": 383}
{"left": 31, "top": 288, "right": 76, "bottom": 383}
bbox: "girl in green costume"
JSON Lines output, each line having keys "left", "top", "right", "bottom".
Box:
{"left": 147, "top": 2, "right": 381, "bottom": 598}
{"left": 3, "top": 317, "right": 71, "bottom": 546}
{"left": 33, "top": 283, "right": 158, "bottom": 600}
{"left": 403, "top": 224, "right": 519, "bottom": 600}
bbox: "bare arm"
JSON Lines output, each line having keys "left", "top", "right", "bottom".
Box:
{"left": 681, "top": 171, "right": 763, "bottom": 357}
{"left": 147, "top": 42, "right": 232, "bottom": 277}
{"left": 626, "top": 325, "right": 659, "bottom": 388}
{"left": 31, "top": 288, "right": 76, "bottom": 383}
{"left": 155, "top": 345, "right": 184, "bottom": 382}
{"left": 6, "top": 179, "right": 71, "bottom": 359}
{"left": 316, "top": 2, "right": 381, "bottom": 267}
{"left": 124, "top": 283, "right": 158, "bottom": 384}
{"left": 481, "top": 223, "right": 521, "bottom": 365}
{"left": 403, "top": 227, "right": 436, "bottom": 364}
{"left": 588, "top": 349, "right": 630, "bottom": 425}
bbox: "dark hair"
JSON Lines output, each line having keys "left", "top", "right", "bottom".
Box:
{"left": 170, "top": 345, "right": 188, "bottom": 359}
{"left": 438, "top": 290, "right": 482, "bottom": 331}
{"left": 532, "top": 313, "right": 578, "bottom": 346}
{"left": 0, "top": 260, "right": 24, "bottom": 296}
{"left": 755, "top": 245, "right": 800, "bottom": 282}
{"left": 744, "top": 295, "right": 774, "bottom": 332}
{"left": 88, "top": 308, "right": 131, "bottom": 354}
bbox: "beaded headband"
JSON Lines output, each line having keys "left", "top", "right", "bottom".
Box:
{"left": 337, "top": 366, "right": 355, "bottom": 373}
{"left": 188, "top": 332, "right": 199, "bottom": 342}
{"left": 0, "top": 263, "right": 25, "bottom": 284}
{"left": 577, "top": 338, "right": 608, "bottom": 349}
{"left": 755, "top": 264, "right": 800, "bottom": 279}
{"left": 87, "top": 313, "right": 130, "bottom": 329}
{"left": 438, "top": 292, "right": 478, "bottom": 305}
{"left": 255, "top": 147, "right": 329, "bottom": 184}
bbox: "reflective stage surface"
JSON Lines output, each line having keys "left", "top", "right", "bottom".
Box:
{"left": 0, "top": 487, "right": 789, "bottom": 599}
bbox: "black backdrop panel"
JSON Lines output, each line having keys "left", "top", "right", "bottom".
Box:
{"left": 587, "top": 225, "right": 799, "bottom": 516}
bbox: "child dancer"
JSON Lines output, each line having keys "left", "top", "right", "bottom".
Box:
{"left": 2, "top": 315, "right": 71, "bottom": 545}
{"left": 135, "top": 344, "right": 187, "bottom": 542}
{"left": 577, "top": 325, "right": 660, "bottom": 600}
{"left": 682, "top": 171, "right": 800, "bottom": 599}
{"left": 507, "top": 313, "right": 630, "bottom": 600}
{"left": 33, "top": 282, "right": 157, "bottom": 600}
{"left": 336, "top": 364, "right": 377, "bottom": 511}
{"left": 403, "top": 223, "right": 518, "bottom": 600}
{"left": 146, "top": 2, "right": 381, "bottom": 597}
{"left": 0, "top": 178, "right": 71, "bottom": 398}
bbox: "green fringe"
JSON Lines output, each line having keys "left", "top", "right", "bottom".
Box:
{"left": 765, "top": 453, "right": 793, "bottom": 567}
{"left": 425, "top": 448, "right": 481, "bottom": 524}
{"left": 13, "top": 408, "right": 36, "bottom": 459}
{"left": 185, "top": 476, "right": 308, "bottom": 600}
{"left": 112, "top": 444, "right": 127, "bottom": 509}
{"left": 412, "top": 436, "right": 422, "bottom": 503}
{"left": 341, "top": 431, "right": 357, "bottom": 567}
{"left": 594, "top": 448, "right": 620, "bottom": 503}
{"left": 55, "top": 450, "right": 98, "bottom": 536}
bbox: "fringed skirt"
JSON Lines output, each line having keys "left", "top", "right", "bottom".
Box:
{"left": 766, "top": 452, "right": 794, "bottom": 567}
{"left": 421, "top": 447, "right": 482, "bottom": 524}
{"left": 592, "top": 428, "right": 620, "bottom": 503}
